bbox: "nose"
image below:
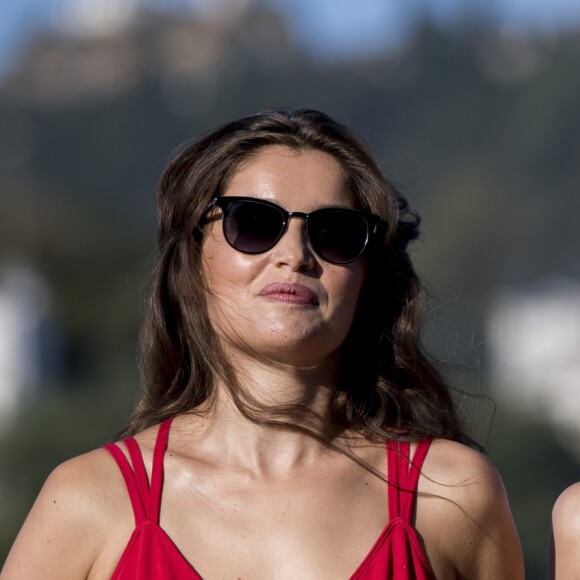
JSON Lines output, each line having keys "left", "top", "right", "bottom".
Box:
{"left": 271, "top": 217, "right": 315, "bottom": 271}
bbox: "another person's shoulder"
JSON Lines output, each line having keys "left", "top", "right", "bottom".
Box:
{"left": 551, "top": 482, "right": 580, "bottom": 579}
{"left": 553, "top": 482, "right": 580, "bottom": 534}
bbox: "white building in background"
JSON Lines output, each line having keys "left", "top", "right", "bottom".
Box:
{"left": 488, "top": 278, "right": 580, "bottom": 433}
{"left": 0, "top": 264, "right": 52, "bottom": 426}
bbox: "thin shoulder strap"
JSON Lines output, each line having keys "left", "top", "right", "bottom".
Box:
{"left": 105, "top": 442, "right": 147, "bottom": 526}
{"left": 387, "top": 439, "right": 432, "bottom": 521}
{"left": 148, "top": 418, "right": 173, "bottom": 524}
{"left": 124, "top": 437, "right": 151, "bottom": 507}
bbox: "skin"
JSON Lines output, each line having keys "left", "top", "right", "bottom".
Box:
{"left": 1, "top": 146, "right": 524, "bottom": 579}
{"left": 550, "top": 482, "right": 580, "bottom": 579}
{"left": 202, "top": 146, "right": 366, "bottom": 378}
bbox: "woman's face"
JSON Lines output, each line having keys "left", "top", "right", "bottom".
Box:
{"left": 201, "top": 145, "right": 366, "bottom": 366}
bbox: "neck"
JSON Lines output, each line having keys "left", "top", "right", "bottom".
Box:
{"left": 219, "top": 340, "right": 343, "bottom": 410}
{"left": 175, "top": 353, "right": 349, "bottom": 476}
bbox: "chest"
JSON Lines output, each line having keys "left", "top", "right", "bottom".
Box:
{"left": 94, "top": 434, "right": 436, "bottom": 579}
{"left": 158, "top": 472, "right": 390, "bottom": 579}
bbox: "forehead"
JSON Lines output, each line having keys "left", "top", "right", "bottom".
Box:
{"left": 224, "top": 145, "right": 354, "bottom": 209}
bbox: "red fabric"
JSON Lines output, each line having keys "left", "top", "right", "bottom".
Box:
{"left": 349, "top": 440, "right": 433, "bottom": 579}
{"left": 105, "top": 420, "right": 433, "bottom": 579}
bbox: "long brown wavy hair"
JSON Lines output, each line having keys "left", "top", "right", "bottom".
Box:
{"left": 120, "top": 107, "right": 478, "bottom": 449}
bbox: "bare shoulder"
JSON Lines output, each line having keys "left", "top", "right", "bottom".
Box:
{"left": 421, "top": 439, "right": 504, "bottom": 509}
{"left": 553, "top": 482, "right": 580, "bottom": 535}
{"left": 416, "top": 439, "right": 524, "bottom": 580}
{"left": 550, "top": 482, "right": 580, "bottom": 580}
{"left": 36, "top": 446, "right": 127, "bottom": 525}
{"left": 1, "top": 446, "right": 129, "bottom": 579}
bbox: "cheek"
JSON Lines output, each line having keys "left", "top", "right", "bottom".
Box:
{"left": 202, "top": 229, "right": 248, "bottom": 288}
{"left": 329, "top": 265, "right": 366, "bottom": 323}
{"left": 202, "top": 236, "right": 239, "bottom": 322}
{"left": 201, "top": 238, "right": 263, "bottom": 324}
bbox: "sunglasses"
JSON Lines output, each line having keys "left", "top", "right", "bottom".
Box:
{"left": 204, "top": 196, "right": 381, "bottom": 264}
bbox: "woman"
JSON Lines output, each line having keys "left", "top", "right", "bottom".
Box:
{"left": 550, "top": 483, "right": 580, "bottom": 579}
{"left": 1, "top": 108, "right": 523, "bottom": 579}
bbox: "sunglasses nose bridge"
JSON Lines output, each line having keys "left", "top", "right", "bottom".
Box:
{"left": 272, "top": 210, "right": 317, "bottom": 266}
{"left": 284, "top": 210, "right": 309, "bottom": 224}
{"left": 283, "top": 210, "right": 315, "bottom": 246}
{"left": 276, "top": 210, "right": 307, "bottom": 240}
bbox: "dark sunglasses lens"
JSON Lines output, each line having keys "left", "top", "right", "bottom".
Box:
{"left": 308, "top": 210, "right": 369, "bottom": 263}
{"left": 223, "top": 200, "right": 285, "bottom": 253}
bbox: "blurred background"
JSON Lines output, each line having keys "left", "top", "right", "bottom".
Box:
{"left": 1, "top": 0, "right": 579, "bottom": 576}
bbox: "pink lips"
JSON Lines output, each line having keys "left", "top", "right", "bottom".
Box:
{"left": 259, "top": 282, "right": 319, "bottom": 305}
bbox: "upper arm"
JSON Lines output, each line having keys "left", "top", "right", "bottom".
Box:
{"left": 550, "top": 482, "right": 580, "bottom": 580}
{"left": 419, "top": 440, "right": 524, "bottom": 579}
{"left": 1, "top": 450, "right": 115, "bottom": 579}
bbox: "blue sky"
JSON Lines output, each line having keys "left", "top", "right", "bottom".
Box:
{"left": 1, "top": 0, "right": 580, "bottom": 78}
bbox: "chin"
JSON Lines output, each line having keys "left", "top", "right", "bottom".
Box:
{"left": 252, "top": 336, "right": 343, "bottom": 367}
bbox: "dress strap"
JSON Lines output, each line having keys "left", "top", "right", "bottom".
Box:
{"left": 148, "top": 418, "right": 173, "bottom": 524}
{"left": 104, "top": 418, "right": 174, "bottom": 526}
{"left": 387, "top": 439, "right": 431, "bottom": 521}
{"left": 105, "top": 442, "right": 147, "bottom": 526}
{"left": 124, "top": 437, "right": 151, "bottom": 508}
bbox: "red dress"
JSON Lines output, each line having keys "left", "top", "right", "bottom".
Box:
{"left": 105, "top": 419, "right": 433, "bottom": 579}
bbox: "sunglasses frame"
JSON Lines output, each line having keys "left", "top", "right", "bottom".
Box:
{"left": 204, "top": 196, "right": 381, "bottom": 264}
